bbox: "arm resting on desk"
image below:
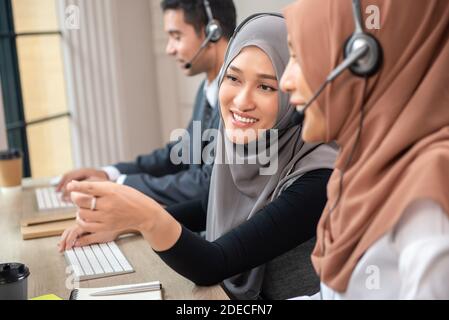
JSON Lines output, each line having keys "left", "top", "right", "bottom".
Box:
{"left": 154, "top": 169, "right": 331, "bottom": 286}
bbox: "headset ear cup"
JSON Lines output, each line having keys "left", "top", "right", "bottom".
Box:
{"left": 206, "top": 20, "right": 223, "bottom": 43}
{"left": 344, "top": 33, "right": 383, "bottom": 77}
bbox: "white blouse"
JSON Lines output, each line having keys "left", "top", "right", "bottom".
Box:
{"left": 298, "top": 199, "right": 449, "bottom": 300}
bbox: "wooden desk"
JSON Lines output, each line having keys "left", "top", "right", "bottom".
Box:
{"left": 0, "top": 180, "right": 229, "bottom": 300}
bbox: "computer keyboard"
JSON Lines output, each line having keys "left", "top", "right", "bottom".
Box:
{"left": 35, "top": 187, "right": 76, "bottom": 211}
{"left": 64, "top": 241, "right": 135, "bottom": 281}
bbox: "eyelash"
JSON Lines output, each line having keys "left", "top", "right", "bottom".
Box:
{"left": 260, "top": 84, "right": 277, "bottom": 92}
{"left": 225, "top": 75, "right": 239, "bottom": 83}
{"left": 225, "top": 75, "right": 277, "bottom": 92}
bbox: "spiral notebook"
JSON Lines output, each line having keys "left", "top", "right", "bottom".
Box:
{"left": 70, "top": 281, "right": 163, "bottom": 300}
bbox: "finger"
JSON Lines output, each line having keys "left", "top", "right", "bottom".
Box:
{"left": 56, "top": 175, "right": 67, "bottom": 192}
{"left": 76, "top": 218, "right": 104, "bottom": 234}
{"left": 67, "top": 180, "right": 111, "bottom": 197}
{"left": 71, "top": 192, "right": 95, "bottom": 210}
{"left": 62, "top": 188, "right": 72, "bottom": 202}
{"left": 58, "top": 228, "right": 71, "bottom": 252}
{"left": 75, "top": 233, "right": 104, "bottom": 247}
{"left": 77, "top": 208, "right": 104, "bottom": 223}
{"left": 65, "top": 228, "right": 82, "bottom": 251}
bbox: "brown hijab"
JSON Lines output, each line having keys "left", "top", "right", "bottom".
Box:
{"left": 284, "top": 0, "right": 449, "bottom": 292}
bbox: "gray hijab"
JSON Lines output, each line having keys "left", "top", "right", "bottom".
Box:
{"left": 206, "top": 14, "right": 337, "bottom": 299}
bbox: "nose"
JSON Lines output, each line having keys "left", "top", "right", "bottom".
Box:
{"left": 280, "top": 64, "right": 295, "bottom": 94}
{"left": 165, "top": 39, "right": 176, "bottom": 56}
{"left": 233, "top": 87, "right": 256, "bottom": 111}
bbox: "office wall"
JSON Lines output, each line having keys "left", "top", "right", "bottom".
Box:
{"left": 109, "top": 0, "right": 162, "bottom": 160}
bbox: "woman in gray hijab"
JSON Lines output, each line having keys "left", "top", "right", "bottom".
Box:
{"left": 60, "top": 14, "right": 337, "bottom": 300}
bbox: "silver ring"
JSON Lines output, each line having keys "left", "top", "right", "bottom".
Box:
{"left": 90, "top": 196, "right": 97, "bottom": 211}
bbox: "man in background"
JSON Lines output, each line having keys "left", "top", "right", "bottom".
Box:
{"left": 57, "top": 0, "right": 237, "bottom": 206}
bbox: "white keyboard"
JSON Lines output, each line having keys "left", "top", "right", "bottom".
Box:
{"left": 64, "top": 241, "right": 134, "bottom": 281}
{"left": 35, "top": 187, "right": 76, "bottom": 211}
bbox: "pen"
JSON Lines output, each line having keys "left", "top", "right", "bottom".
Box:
{"left": 89, "top": 282, "right": 162, "bottom": 297}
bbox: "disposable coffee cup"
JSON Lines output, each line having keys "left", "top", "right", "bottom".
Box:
{"left": 0, "top": 149, "right": 23, "bottom": 189}
{"left": 0, "top": 263, "right": 30, "bottom": 300}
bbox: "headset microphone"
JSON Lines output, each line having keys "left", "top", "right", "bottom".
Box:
{"left": 184, "top": 0, "right": 223, "bottom": 70}
{"left": 289, "top": 0, "right": 382, "bottom": 127}
{"left": 184, "top": 28, "right": 217, "bottom": 69}
{"left": 290, "top": 44, "right": 371, "bottom": 126}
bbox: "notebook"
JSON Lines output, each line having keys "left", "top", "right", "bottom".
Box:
{"left": 70, "top": 282, "right": 163, "bottom": 300}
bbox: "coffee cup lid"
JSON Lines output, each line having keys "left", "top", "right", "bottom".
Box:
{"left": 0, "top": 149, "right": 22, "bottom": 160}
{"left": 0, "top": 263, "right": 30, "bottom": 285}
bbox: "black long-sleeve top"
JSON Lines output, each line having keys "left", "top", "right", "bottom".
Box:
{"left": 156, "top": 169, "right": 332, "bottom": 289}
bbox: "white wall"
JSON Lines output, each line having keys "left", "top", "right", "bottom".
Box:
{"left": 235, "top": 0, "right": 292, "bottom": 22}
{"left": 0, "top": 80, "right": 7, "bottom": 150}
{"left": 110, "top": 0, "right": 162, "bottom": 159}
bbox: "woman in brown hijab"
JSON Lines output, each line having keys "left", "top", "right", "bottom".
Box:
{"left": 281, "top": 0, "right": 449, "bottom": 299}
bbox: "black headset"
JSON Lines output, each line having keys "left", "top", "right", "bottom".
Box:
{"left": 184, "top": 0, "right": 223, "bottom": 69}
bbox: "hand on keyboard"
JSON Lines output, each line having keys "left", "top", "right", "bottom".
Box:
{"left": 35, "top": 187, "right": 76, "bottom": 211}
{"left": 56, "top": 168, "right": 109, "bottom": 200}
{"left": 59, "top": 225, "right": 121, "bottom": 253}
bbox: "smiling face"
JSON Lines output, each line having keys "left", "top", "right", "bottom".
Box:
{"left": 163, "top": 9, "right": 214, "bottom": 76}
{"left": 219, "top": 46, "right": 279, "bottom": 144}
{"left": 280, "top": 36, "right": 327, "bottom": 142}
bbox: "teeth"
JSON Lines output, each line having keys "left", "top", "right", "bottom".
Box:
{"left": 296, "top": 105, "right": 306, "bottom": 112}
{"left": 233, "top": 113, "right": 258, "bottom": 124}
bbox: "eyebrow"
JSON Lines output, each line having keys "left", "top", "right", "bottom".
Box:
{"left": 167, "top": 30, "right": 182, "bottom": 36}
{"left": 228, "top": 65, "right": 277, "bottom": 81}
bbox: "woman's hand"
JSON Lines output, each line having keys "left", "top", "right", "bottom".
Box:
{"left": 66, "top": 180, "right": 182, "bottom": 252}
{"left": 58, "top": 224, "right": 122, "bottom": 253}
{"left": 56, "top": 168, "right": 109, "bottom": 201}
{"left": 67, "top": 181, "right": 163, "bottom": 234}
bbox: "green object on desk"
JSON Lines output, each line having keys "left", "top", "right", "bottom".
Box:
{"left": 31, "top": 294, "right": 63, "bottom": 300}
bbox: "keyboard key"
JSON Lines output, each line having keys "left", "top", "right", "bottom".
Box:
{"left": 82, "top": 246, "right": 105, "bottom": 275}
{"left": 99, "top": 243, "right": 124, "bottom": 273}
{"left": 42, "top": 188, "right": 52, "bottom": 209}
{"left": 65, "top": 249, "right": 85, "bottom": 277}
{"left": 91, "top": 244, "right": 114, "bottom": 273}
{"left": 49, "top": 189, "right": 59, "bottom": 208}
{"left": 36, "top": 189, "right": 45, "bottom": 210}
{"left": 74, "top": 247, "right": 94, "bottom": 276}
{"left": 108, "top": 242, "right": 133, "bottom": 272}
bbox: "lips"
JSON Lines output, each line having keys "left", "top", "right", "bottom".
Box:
{"left": 231, "top": 111, "right": 259, "bottom": 127}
